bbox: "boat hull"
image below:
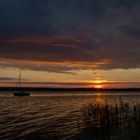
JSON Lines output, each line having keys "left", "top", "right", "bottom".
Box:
{"left": 13, "top": 92, "right": 30, "bottom": 96}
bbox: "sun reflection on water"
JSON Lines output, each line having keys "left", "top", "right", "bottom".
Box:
{"left": 95, "top": 93, "right": 105, "bottom": 104}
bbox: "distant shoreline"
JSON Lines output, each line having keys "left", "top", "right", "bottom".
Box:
{"left": 1, "top": 87, "right": 140, "bottom": 92}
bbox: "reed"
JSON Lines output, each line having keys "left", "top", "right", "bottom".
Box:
{"left": 80, "top": 100, "right": 140, "bottom": 140}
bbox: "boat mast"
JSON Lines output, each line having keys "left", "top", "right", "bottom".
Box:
{"left": 16, "top": 69, "right": 22, "bottom": 88}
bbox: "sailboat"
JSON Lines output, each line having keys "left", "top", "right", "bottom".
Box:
{"left": 13, "top": 70, "right": 30, "bottom": 96}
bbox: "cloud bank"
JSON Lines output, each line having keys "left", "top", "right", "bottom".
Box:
{"left": 0, "top": 0, "right": 140, "bottom": 73}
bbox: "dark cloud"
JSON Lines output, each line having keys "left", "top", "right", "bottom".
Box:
{"left": 0, "top": 0, "right": 140, "bottom": 73}
{"left": 0, "top": 0, "right": 139, "bottom": 37}
{"left": 119, "top": 25, "right": 140, "bottom": 38}
{"left": 0, "top": 77, "right": 16, "bottom": 81}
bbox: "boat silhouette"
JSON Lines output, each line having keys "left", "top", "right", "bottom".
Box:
{"left": 13, "top": 70, "right": 30, "bottom": 96}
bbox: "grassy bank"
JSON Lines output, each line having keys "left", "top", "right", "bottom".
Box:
{"left": 79, "top": 100, "right": 140, "bottom": 140}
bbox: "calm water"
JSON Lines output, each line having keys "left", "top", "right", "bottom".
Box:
{"left": 0, "top": 91, "right": 140, "bottom": 140}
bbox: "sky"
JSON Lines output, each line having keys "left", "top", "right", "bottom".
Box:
{"left": 0, "top": 0, "right": 140, "bottom": 88}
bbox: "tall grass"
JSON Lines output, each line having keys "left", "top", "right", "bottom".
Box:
{"left": 80, "top": 100, "right": 140, "bottom": 140}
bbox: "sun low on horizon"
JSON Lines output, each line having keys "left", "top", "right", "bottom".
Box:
{"left": 95, "top": 85, "right": 103, "bottom": 89}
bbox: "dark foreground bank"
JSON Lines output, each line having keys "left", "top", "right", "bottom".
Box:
{"left": 78, "top": 100, "right": 140, "bottom": 140}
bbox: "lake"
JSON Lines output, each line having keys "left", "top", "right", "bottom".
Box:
{"left": 0, "top": 91, "right": 140, "bottom": 140}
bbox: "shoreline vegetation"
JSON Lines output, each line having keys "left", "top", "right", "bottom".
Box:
{"left": 1, "top": 87, "right": 140, "bottom": 91}
{"left": 77, "top": 100, "right": 140, "bottom": 140}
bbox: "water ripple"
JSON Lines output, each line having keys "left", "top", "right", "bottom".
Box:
{"left": 1, "top": 91, "right": 140, "bottom": 140}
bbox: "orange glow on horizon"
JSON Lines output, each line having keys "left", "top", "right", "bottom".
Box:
{"left": 90, "top": 80, "right": 108, "bottom": 84}
{"left": 95, "top": 85, "right": 103, "bottom": 89}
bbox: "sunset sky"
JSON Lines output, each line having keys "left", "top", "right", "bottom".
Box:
{"left": 0, "top": 0, "right": 140, "bottom": 88}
